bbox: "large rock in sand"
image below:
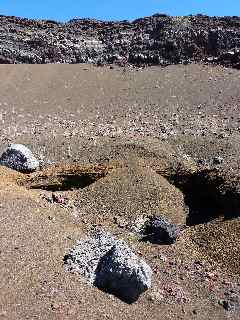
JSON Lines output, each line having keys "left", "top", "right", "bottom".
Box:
{"left": 64, "top": 231, "right": 152, "bottom": 303}
{"left": 0, "top": 144, "right": 39, "bottom": 172}
{"left": 95, "top": 242, "right": 152, "bottom": 303}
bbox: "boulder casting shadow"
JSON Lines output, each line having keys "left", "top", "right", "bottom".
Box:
{"left": 94, "top": 244, "right": 152, "bottom": 304}
{"left": 64, "top": 231, "right": 152, "bottom": 304}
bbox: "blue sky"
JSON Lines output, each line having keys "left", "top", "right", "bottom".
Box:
{"left": 0, "top": 1, "right": 239, "bottom": 22}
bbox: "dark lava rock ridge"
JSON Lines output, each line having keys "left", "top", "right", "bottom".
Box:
{"left": 0, "top": 13, "right": 240, "bottom": 68}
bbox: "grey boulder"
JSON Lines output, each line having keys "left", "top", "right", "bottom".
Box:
{"left": 64, "top": 231, "right": 116, "bottom": 284}
{"left": 0, "top": 144, "right": 39, "bottom": 172}
{"left": 95, "top": 242, "right": 152, "bottom": 303}
{"left": 64, "top": 231, "right": 152, "bottom": 303}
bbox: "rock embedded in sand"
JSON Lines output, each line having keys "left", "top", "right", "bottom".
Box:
{"left": 0, "top": 144, "right": 39, "bottom": 172}
{"left": 132, "top": 215, "right": 181, "bottom": 244}
{"left": 64, "top": 231, "right": 152, "bottom": 303}
{"left": 64, "top": 231, "right": 115, "bottom": 284}
{"left": 143, "top": 215, "right": 181, "bottom": 244}
{"left": 95, "top": 242, "right": 152, "bottom": 303}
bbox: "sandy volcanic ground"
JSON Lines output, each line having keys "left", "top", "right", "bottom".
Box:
{"left": 0, "top": 63, "right": 239, "bottom": 319}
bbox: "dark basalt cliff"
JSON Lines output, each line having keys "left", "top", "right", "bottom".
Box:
{"left": 0, "top": 13, "right": 240, "bottom": 68}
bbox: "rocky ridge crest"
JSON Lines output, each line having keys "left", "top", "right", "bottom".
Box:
{"left": 0, "top": 13, "right": 239, "bottom": 67}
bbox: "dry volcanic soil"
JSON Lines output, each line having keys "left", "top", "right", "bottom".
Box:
{"left": 0, "top": 62, "right": 239, "bottom": 320}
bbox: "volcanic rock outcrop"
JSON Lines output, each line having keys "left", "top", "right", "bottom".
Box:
{"left": 0, "top": 14, "right": 239, "bottom": 68}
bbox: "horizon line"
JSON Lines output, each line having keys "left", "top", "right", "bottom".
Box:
{"left": 0, "top": 12, "right": 239, "bottom": 24}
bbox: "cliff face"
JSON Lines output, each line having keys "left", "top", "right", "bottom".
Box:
{"left": 0, "top": 13, "right": 240, "bottom": 68}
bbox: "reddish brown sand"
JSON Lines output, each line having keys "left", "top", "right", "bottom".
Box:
{"left": 0, "top": 64, "right": 239, "bottom": 319}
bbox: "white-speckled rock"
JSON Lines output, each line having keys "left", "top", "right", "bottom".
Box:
{"left": 95, "top": 241, "right": 152, "bottom": 303}
{"left": 64, "top": 231, "right": 152, "bottom": 303}
{"left": 64, "top": 231, "right": 116, "bottom": 284}
{"left": 0, "top": 144, "right": 39, "bottom": 172}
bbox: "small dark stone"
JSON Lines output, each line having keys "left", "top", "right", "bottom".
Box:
{"left": 219, "top": 299, "right": 232, "bottom": 311}
{"left": 213, "top": 156, "right": 224, "bottom": 165}
{"left": 197, "top": 159, "right": 205, "bottom": 165}
{"left": 142, "top": 215, "right": 180, "bottom": 244}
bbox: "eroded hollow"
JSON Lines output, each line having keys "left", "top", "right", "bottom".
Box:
{"left": 159, "top": 168, "right": 240, "bottom": 226}
{"left": 26, "top": 163, "right": 109, "bottom": 191}
{"left": 24, "top": 162, "right": 240, "bottom": 225}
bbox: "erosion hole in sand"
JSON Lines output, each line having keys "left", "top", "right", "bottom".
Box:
{"left": 27, "top": 164, "right": 109, "bottom": 191}
{"left": 30, "top": 174, "right": 103, "bottom": 191}
{"left": 159, "top": 169, "right": 239, "bottom": 226}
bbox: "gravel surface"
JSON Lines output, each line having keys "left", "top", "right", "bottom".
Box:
{"left": 0, "top": 63, "right": 239, "bottom": 319}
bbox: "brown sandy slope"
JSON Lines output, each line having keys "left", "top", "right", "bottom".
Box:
{"left": 0, "top": 63, "right": 239, "bottom": 319}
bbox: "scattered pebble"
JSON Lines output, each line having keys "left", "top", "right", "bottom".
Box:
{"left": 213, "top": 156, "right": 224, "bottom": 165}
